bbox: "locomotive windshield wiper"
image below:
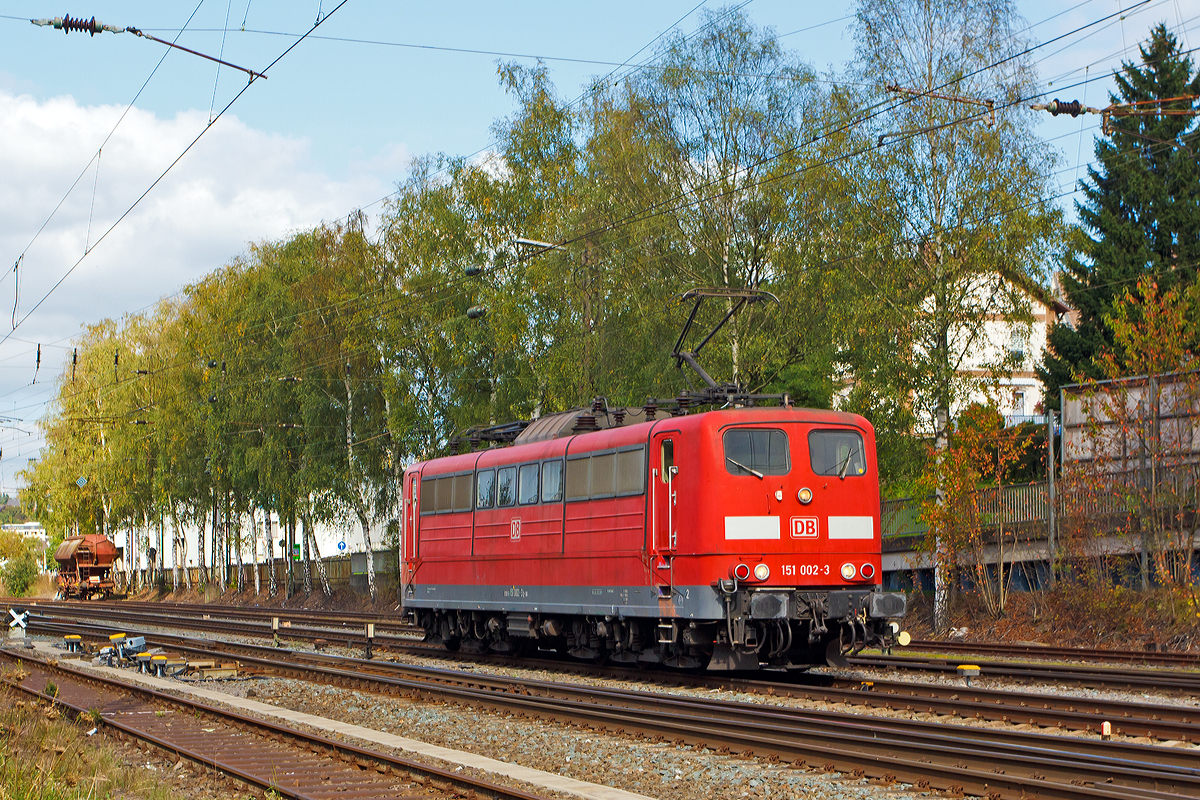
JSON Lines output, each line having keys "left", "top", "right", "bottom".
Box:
{"left": 837, "top": 446, "right": 862, "bottom": 480}
{"left": 726, "top": 457, "right": 763, "bottom": 479}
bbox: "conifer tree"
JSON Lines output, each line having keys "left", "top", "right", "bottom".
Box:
{"left": 1040, "top": 24, "right": 1200, "bottom": 406}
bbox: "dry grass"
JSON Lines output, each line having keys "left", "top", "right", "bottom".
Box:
{"left": 905, "top": 584, "right": 1200, "bottom": 651}
{"left": 0, "top": 685, "right": 182, "bottom": 800}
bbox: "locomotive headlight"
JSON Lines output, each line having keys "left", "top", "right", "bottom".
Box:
{"left": 840, "top": 562, "right": 857, "bottom": 580}
{"left": 797, "top": 487, "right": 813, "bottom": 504}
{"left": 753, "top": 563, "right": 770, "bottom": 581}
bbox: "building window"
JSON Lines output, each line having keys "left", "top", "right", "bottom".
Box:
{"left": 1008, "top": 328, "right": 1028, "bottom": 363}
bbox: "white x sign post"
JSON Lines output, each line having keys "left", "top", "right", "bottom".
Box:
{"left": 8, "top": 608, "right": 28, "bottom": 633}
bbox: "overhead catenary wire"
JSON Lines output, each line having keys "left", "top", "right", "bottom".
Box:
{"left": 0, "top": 2, "right": 745, "bottom": 399}
{"left": 7, "top": 1, "right": 1190, "bottom": 450}
{"left": 84, "top": 148, "right": 102, "bottom": 255}
{"left": 1, "top": 0, "right": 353, "bottom": 351}
{"left": 25, "top": 103, "right": 1194, "bottom": 437}
{"left": 5, "top": 1, "right": 208, "bottom": 291}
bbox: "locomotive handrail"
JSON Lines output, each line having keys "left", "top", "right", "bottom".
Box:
{"left": 667, "top": 465, "right": 679, "bottom": 551}
{"left": 651, "top": 467, "right": 658, "bottom": 552}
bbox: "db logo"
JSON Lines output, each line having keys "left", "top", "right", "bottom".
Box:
{"left": 510, "top": 518, "right": 521, "bottom": 542}
{"left": 790, "top": 517, "right": 819, "bottom": 539}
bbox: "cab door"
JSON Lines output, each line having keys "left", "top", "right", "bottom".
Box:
{"left": 403, "top": 473, "right": 420, "bottom": 589}
{"left": 650, "top": 430, "right": 681, "bottom": 590}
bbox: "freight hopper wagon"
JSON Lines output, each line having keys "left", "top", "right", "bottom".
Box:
{"left": 402, "top": 406, "right": 908, "bottom": 670}
{"left": 54, "top": 534, "right": 119, "bottom": 599}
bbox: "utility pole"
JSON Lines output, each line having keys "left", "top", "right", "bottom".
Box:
{"left": 1046, "top": 410, "right": 1057, "bottom": 588}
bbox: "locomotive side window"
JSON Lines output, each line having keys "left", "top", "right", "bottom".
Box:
{"left": 660, "top": 440, "right": 674, "bottom": 483}
{"left": 419, "top": 477, "right": 435, "bottom": 514}
{"left": 518, "top": 463, "right": 540, "bottom": 505}
{"left": 435, "top": 477, "right": 453, "bottom": 511}
{"left": 565, "top": 447, "right": 647, "bottom": 500}
{"left": 565, "top": 457, "right": 589, "bottom": 500}
{"left": 589, "top": 453, "right": 616, "bottom": 498}
{"left": 452, "top": 474, "right": 474, "bottom": 511}
{"left": 497, "top": 467, "right": 517, "bottom": 507}
{"left": 616, "top": 447, "right": 645, "bottom": 495}
{"left": 476, "top": 469, "right": 496, "bottom": 509}
{"left": 541, "top": 459, "right": 564, "bottom": 502}
{"left": 808, "top": 429, "right": 866, "bottom": 477}
{"left": 420, "top": 474, "right": 475, "bottom": 514}
{"left": 723, "top": 429, "right": 790, "bottom": 476}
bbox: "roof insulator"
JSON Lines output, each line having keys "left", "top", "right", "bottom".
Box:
{"left": 572, "top": 412, "right": 599, "bottom": 433}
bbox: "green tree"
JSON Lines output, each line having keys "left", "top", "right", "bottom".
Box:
{"left": 2, "top": 549, "right": 39, "bottom": 597}
{"left": 1040, "top": 24, "right": 1200, "bottom": 406}
{"left": 847, "top": 0, "right": 1061, "bottom": 626}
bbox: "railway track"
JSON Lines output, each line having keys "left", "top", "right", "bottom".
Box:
{"left": 31, "top": 598, "right": 420, "bottom": 635}
{"left": 21, "top": 615, "right": 1200, "bottom": 800}
{"left": 27, "top": 613, "right": 1200, "bottom": 742}
{"left": 25, "top": 602, "right": 1200, "bottom": 726}
{"left": 0, "top": 645, "right": 552, "bottom": 800}
{"left": 853, "top": 653, "right": 1200, "bottom": 693}
{"left": 35, "top": 599, "right": 1200, "bottom": 673}
{"left": 905, "top": 639, "right": 1200, "bottom": 669}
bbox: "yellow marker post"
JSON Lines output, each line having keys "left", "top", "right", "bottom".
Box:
{"left": 957, "top": 664, "right": 981, "bottom": 687}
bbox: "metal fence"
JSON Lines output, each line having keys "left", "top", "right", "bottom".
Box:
{"left": 883, "top": 471, "right": 1196, "bottom": 543}
{"left": 120, "top": 550, "right": 397, "bottom": 593}
{"left": 882, "top": 482, "right": 1050, "bottom": 539}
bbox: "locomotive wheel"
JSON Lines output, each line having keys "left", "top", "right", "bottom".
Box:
{"left": 442, "top": 636, "right": 462, "bottom": 652}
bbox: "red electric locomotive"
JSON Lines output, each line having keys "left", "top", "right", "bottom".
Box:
{"left": 401, "top": 403, "right": 908, "bottom": 670}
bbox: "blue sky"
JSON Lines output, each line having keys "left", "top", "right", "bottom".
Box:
{"left": 0, "top": 0, "right": 1197, "bottom": 493}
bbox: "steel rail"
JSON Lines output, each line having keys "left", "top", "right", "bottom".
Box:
{"left": 852, "top": 654, "right": 1200, "bottom": 692}
{"left": 904, "top": 639, "right": 1200, "bottom": 669}
{"left": 30, "top": 598, "right": 419, "bottom": 632}
{"left": 33, "top": 603, "right": 1200, "bottom": 668}
{"left": 25, "top": 617, "right": 1200, "bottom": 800}
{"left": 0, "top": 646, "right": 552, "bottom": 800}
{"left": 34, "top": 601, "right": 1200, "bottom": 686}
{"left": 25, "top": 607, "right": 1200, "bottom": 741}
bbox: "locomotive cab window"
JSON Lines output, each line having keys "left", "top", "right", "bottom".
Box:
{"left": 723, "top": 428, "right": 789, "bottom": 476}
{"left": 518, "top": 463, "right": 540, "bottom": 505}
{"left": 809, "top": 429, "right": 866, "bottom": 477}
{"left": 497, "top": 467, "right": 517, "bottom": 507}
{"left": 476, "top": 469, "right": 496, "bottom": 509}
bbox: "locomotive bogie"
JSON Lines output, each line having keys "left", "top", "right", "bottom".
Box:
{"left": 402, "top": 407, "right": 907, "bottom": 670}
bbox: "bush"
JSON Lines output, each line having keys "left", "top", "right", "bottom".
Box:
{"left": 2, "top": 550, "right": 38, "bottom": 597}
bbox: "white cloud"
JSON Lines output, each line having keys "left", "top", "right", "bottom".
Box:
{"left": 0, "top": 89, "right": 403, "bottom": 490}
